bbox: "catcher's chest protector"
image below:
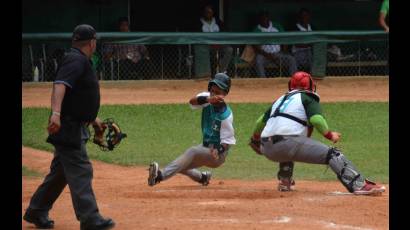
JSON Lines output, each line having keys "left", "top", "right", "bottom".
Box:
{"left": 261, "top": 92, "right": 308, "bottom": 137}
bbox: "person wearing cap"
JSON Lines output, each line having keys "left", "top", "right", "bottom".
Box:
{"left": 147, "top": 73, "right": 236, "bottom": 187}
{"left": 23, "top": 24, "right": 115, "bottom": 230}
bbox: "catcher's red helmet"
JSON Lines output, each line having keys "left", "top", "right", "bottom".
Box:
{"left": 288, "top": 71, "right": 316, "bottom": 92}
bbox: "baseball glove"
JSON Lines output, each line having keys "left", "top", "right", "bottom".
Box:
{"left": 92, "top": 118, "right": 127, "bottom": 151}
{"left": 249, "top": 133, "right": 262, "bottom": 155}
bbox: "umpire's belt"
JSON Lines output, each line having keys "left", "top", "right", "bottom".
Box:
{"left": 261, "top": 135, "right": 285, "bottom": 145}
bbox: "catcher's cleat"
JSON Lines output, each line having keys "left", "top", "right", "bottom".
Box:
{"left": 277, "top": 178, "right": 296, "bottom": 192}
{"left": 353, "top": 179, "right": 385, "bottom": 196}
{"left": 148, "top": 162, "right": 160, "bottom": 186}
{"left": 199, "top": 171, "right": 212, "bottom": 186}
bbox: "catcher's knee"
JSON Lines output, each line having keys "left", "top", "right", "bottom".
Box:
{"left": 326, "top": 147, "right": 363, "bottom": 193}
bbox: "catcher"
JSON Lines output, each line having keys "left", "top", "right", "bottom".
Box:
{"left": 249, "top": 71, "right": 385, "bottom": 195}
{"left": 147, "top": 73, "right": 236, "bottom": 187}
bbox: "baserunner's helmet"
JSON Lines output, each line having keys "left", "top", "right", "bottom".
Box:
{"left": 208, "top": 73, "right": 231, "bottom": 94}
{"left": 288, "top": 71, "right": 316, "bottom": 92}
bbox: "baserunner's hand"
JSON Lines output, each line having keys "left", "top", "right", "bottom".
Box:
{"left": 208, "top": 95, "right": 225, "bottom": 105}
{"left": 210, "top": 148, "right": 219, "bottom": 160}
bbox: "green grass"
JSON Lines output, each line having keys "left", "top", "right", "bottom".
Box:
{"left": 22, "top": 166, "right": 42, "bottom": 178}
{"left": 22, "top": 102, "right": 389, "bottom": 183}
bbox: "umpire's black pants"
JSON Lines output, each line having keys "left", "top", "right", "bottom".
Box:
{"left": 27, "top": 126, "right": 101, "bottom": 223}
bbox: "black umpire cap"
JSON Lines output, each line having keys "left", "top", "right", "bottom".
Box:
{"left": 72, "top": 24, "right": 97, "bottom": 41}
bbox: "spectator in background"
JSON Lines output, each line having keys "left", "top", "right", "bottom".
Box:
{"left": 253, "top": 11, "right": 298, "bottom": 77}
{"left": 198, "top": 5, "right": 233, "bottom": 76}
{"left": 292, "top": 8, "right": 314, "bottom": 73}
{"left": 379, "top": 0, "right": 389, "bottom": 32}
{"left": 103, "top": 17, "right": 150, "bottom": 80}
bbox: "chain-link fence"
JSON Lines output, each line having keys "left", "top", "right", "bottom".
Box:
{"left": 22, "top": 34, "right": 389, "bottom": 82}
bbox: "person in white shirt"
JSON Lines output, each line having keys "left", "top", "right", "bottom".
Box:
{"left": 253, "top": 11, "right": 298, "bottom": 77}
{"left": 199, "top": 5, "right": 233, "bottom": 75}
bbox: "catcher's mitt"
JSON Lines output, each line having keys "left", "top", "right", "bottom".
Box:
{"left": 249, "top": 133, "right": 262, "bottom": 155}
{"left": 92, "top": 118, "right": 127, "bottom": 151}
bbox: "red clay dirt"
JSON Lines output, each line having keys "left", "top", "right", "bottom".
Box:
{"left": 22, "top": 77, "right": 389, "bottom": 230}
{"left": 22, "top": 77, "right": 388, "bottom": 108}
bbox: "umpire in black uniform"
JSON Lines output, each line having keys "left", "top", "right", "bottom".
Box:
{"left": 23, "top": 25, "right": 115, "bottom": 230}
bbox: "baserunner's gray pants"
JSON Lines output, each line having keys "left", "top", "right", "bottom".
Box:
{"left": 260, "top": 135, "right": 365, "bottom": 192}
{"left": 161, "top": 144, "right": 228, "bottom": 182}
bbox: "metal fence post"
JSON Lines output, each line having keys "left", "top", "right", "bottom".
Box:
{"left": 216, "top": 49, "right": 220, "bottom": 73}
{"left": 42, "top": 44, "right": 47, "bottom": 81}
{"left": 40, "top": 59, "right": 45, "bottom": 82}
{"left": 358, "top": 41, "right": 361, "bottom": 76}
{"left": 110, "top": 58, "right": 114, "bottom": 80}
{"left": 235, "top": 47, "right": 239, "bottom": 78}
{"left": 279, "top": 57, "right": 282, "bottom": 77}
{"left": 117, "top": 58, "right": 120, "bottom": 80}
{"left": 161, "top": 46, "right": 164, "bottom": 79}
{"left": 53, "top": 59, "right": 58, "bottom": 73}
{"left": 188, "top": 44, "right": 192, "bottom": 79}
{"left": 177, "top": 45, "right": 182, "bottom": 77}
{"left": 386, "top": 39, "right": 389, "bottom": 76}
{"left": 29, "top": 44, "right": 34, "bottom": 74}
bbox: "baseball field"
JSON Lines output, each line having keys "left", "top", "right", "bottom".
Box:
{"left": 22, "top": 76, "right": 389, "bottom": 230}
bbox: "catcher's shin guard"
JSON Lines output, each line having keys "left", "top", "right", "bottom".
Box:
{"left": 326, "top": 147, "right": 365, "bottom": 193}
{"left": 277, "top": 162, "right": 294, "bottom": 180}
{"left": 277, "top": 162, "right": 295, "bottom": 191}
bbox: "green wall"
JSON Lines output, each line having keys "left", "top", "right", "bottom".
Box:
{"left": 226, "top": 0, "right": 383, "bottom": 32}
{"left": 22, "top": 0, "right": 128, "bottom": 33}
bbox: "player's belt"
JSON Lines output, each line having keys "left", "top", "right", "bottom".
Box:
{"left": 261, "top": 135, "right": 285, "bottom": 145}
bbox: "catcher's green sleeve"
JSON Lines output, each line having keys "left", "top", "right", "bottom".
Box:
{"left": 309, "top": 114, "right": 329, "bottom": 135}
{"left": 253, "top": 107, "right": 272, "bottom": 134}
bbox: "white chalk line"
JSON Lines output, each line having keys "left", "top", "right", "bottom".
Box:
{"left": 186, "top": 216, "right": 292, "bottom": 224}
{"left": 153, "top": 188, "right": 268, "bottom": 193}
{"left": 319, "top": 220, "right": 374, "bottom": 230}
{"left": 197, "top": 200, "right": 238, "bottom": 205}
{"left": 327, "top": 191, "right": 355, "bottom": 196}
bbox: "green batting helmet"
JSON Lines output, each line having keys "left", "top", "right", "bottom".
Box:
{"left": 208, "top": 73, "right": 231, "bottom": 94}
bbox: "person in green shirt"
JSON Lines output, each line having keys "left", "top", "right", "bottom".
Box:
{"left": 379, "top": 0, "right": 389, "bottom": 32}
{"left": 252, "top": 11, "right": 298, "bottom": 77}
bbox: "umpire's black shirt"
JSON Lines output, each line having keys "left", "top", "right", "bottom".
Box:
{"left": 47, "top": 48, "right": 100, "bottom": 149}
{"left": 55, "top": 48, "right": 100, "bottom": 121}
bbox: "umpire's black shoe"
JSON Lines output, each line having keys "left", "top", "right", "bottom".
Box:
{"left": 23, "top": 209, "right": 55, "bottom": 229}
{"left": 80, "top": 217, "right": 115, "bottom": 230}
